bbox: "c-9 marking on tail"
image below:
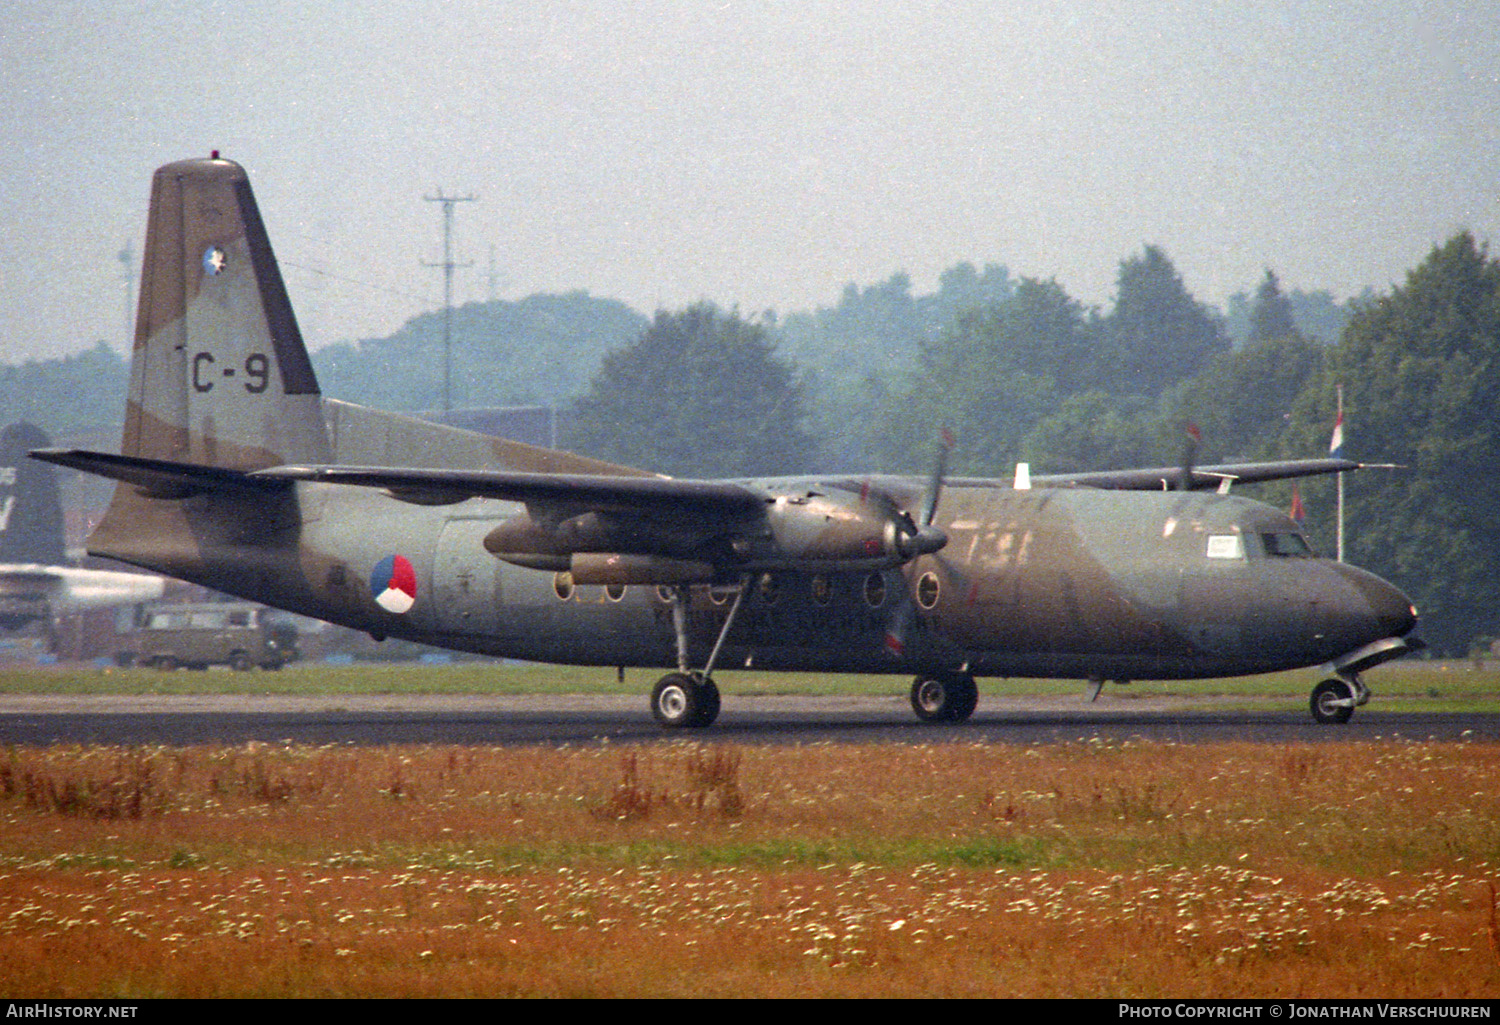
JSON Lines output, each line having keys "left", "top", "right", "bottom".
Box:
{"left": 192, "top": 352, "right": 271, "bottom": 393}
{"left": 32, "top": 156, "right": 1422, "bottom": 727}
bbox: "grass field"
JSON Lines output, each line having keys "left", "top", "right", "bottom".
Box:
{"left": 3, "top": 658, "right": 1500, "bottom": 714}
{"left": 1, "top": 659, "right": 1497, "bottom": 997}
{"left": 1, "top": 735, "right": 1497, "bottom": 997}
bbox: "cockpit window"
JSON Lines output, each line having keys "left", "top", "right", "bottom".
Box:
{"left": 1261, "top": 532, "right": 1313, "bottom": 558}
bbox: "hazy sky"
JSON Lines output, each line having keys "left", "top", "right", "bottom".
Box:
{"left": 3, "top": 1, "right": 1497, "bottom": 363}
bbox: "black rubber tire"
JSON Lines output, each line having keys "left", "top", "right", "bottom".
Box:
{"left": 911, "top": 672, "right": 979, "bottom": 723}
{"left": 651, "top": 673, "right": 701, "bottom": 728}
{"left": 1310, "top": 678, "right": 1355, "bottom": 724}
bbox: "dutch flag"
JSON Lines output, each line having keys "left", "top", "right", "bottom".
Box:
{"left": 1328, "top": 410, "right": 1345, "bottom": 459}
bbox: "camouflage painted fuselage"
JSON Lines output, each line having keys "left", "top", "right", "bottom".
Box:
{"left": 50, "top": 156, "right": 1416, "bottom": 691}
{"left": 88, "top": 461, "right": 1412, "bottom": 681}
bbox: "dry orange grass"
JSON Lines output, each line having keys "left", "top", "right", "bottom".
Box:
{"left": 0, "top": 739, "right": 1496, "bottom": 998}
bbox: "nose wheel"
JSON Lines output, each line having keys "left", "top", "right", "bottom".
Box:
{"left": 1310, "top": 675, "right": 1369, "bottom": 724}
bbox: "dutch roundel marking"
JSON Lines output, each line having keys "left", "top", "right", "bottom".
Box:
{"left": 202, "top": 246, "right": 227, "bottom": 276}
{"left": 370, "top": 554, "right": 417, "bottom": 614}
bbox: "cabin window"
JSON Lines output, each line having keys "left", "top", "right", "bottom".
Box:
{"left": 863, "top": 571, "right": 887, "bottom": 609}
{"left": 1204, "top": 534, "right": 1244, "bottom": 560}
{"left": 1261, "top": 532, "right": 1313, "bottom": 558}
{"left": 553, "top": 572, "right": 574, "bottom": 601}
{"left": 917, "top": 571, "right": 940, "bottom": 609}
{"left": 605, "top": 583, "right": 626, "bottom": 602}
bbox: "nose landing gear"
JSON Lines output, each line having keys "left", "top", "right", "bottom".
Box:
{"left": 1309, "top": 635, "right": 1425, "bottom": 724}
{"left": 1309, "top": 675, "right": 1369, "bottom": 725}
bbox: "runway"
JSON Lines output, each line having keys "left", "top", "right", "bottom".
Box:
{"left": 0, "top": 694, "right": 1494, "bottom": 746}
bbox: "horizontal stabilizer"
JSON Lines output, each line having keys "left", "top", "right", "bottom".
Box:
{"left": 253, "top": 464, "right": 765, "bottom": 518}
{"left": 30, "top": 449, "right": 289, "bottom": 499}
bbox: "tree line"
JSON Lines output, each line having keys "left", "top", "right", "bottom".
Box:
{"left": 4, "top": 237, "right": 1494, "bottom": 652}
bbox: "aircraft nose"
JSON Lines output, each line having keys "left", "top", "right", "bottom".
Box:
{"left": 1336, "top": 564, "right": 1418, "bottom": 639}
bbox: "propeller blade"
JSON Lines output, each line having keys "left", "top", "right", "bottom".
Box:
{"left": 923, "top": 428, "right": 954, "bottom": 526}
{"left": 1178, "top": 423, "right": 1201, "bottom": 491}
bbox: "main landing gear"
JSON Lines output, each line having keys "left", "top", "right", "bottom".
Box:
{"left": 650, "top": 578, "right": 748, "bottom": 729}
{"left": 909, "top": 670, "right": 979, "bottom": 723}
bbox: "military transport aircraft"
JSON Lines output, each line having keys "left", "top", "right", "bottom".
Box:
{"left": 0, "top": 421, "right": 163, "bottom": 629}
{"left": 33, "top": 156, "right": 1421, "bottom": 727}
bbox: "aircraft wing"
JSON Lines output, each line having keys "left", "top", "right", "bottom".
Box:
{"left": 253, "top": 464, "right": 767, "bottom": 519}
{"left": 31, "top": 449, "right": 289, "bottom": 498}
{"left": 1028, "top": 458, "right": 1363, "bottom": 492}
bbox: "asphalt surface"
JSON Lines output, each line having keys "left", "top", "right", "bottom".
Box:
{"left": 0, "top": 694, "right": 1494, "bottom": 746}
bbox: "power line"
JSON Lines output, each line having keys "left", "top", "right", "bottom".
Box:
{"left": 423, "top": 189, "right": 477, "bottom": 413}
{"left": 280, "top": 260, "right": 431, "bottom": 305}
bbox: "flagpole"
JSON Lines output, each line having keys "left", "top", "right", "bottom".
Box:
{"left": 1335, "top": 384, "right": 1345, "bottom": 563}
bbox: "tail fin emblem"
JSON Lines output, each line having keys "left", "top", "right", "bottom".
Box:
{"left": 202, "top": 246, "right": 227, "bottom": 276}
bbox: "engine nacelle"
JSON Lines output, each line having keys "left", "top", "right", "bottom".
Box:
{"left": 568, "top": 553, "right": 715, "bottom": 585}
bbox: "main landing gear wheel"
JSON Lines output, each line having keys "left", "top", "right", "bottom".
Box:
{"left": 1310, "top": 678, "right": 1355, "bottom": 725}
{"left": 651, "top": 672, "right": 721, "bottom": 729}
{"left": 910, "top": 672, "right": 979, "bottom": 723}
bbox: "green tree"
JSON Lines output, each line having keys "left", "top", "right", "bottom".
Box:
{"left": 314, "top": 291, "right": 647, "bottom": 412}
{"left": 1279, "top": 233, "right": 1500, "bottom": 653}
{"left": 1021, "top": 391, "right": 1158, "bottom": 474}
{"left": 563, "top": 304, "right": 817, "bottom": 478}
{"left": 1248, "top": 269, "right": 1298, "bottom": 344}
{"left": 0, "top": 341, "right": 128, "bottom": 440}
{"left": 881, "top": 278, "right": 1092, "bottom": 475}
{"left": 1104, "top": 245, "right": 1229, "bottom": 396}
{"left": 1170, "top": 333, "right": 1326, "bottom": 462}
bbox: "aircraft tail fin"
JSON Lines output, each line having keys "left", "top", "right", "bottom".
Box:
{"left": 0, "top": 423, "right": 66, "bottom": 566}
{"left": 123, "top": 154, "right": 330, "bottom": 469}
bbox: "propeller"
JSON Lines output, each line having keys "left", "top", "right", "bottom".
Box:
{"left": 881, "top": 430, "right": 955, "bottom": 658}
{"left": 889, "top": 427, "right": 953, "bottom": 558}
{"left": 1177, "top": 422, "right": 1201, "bottom": 491}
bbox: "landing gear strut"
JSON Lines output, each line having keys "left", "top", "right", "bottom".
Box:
{"left": 910, "top": 670, "right": 979, "bottom": 723}
{"left": 650, "top": 578, "right": 747, "bottom": 729}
